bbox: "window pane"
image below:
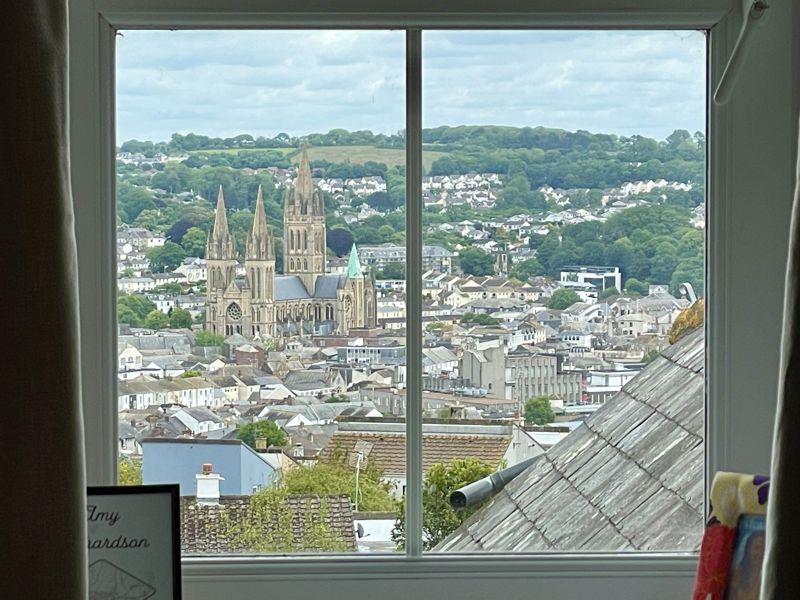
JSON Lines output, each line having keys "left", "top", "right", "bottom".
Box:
{"left": 115, "top": 29, "right": 405, "bottom": 554}
{"left": 420, "top": 30, "right": 706, "bottom": 553}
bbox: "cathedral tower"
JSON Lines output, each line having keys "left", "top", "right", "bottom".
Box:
{"left": 283, "top": 146, "right": 326, "bottom": 293}
{"left": 206, "top": 186, "right": 237, "bottom": 335}
{"left": 245, "top": 185, "right": 276, "bottom": 337}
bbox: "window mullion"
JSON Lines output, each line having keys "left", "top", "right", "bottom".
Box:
{"left": 404, "top": 27, "right": 424, "bottom": 558}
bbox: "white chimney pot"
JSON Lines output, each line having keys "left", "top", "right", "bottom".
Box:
{"left": 196, "top": 464, "right": 225, "bottom": 505}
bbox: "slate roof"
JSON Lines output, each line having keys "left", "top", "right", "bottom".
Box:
{"left": 175, "top": 406, "right": 223, "bottom": 423}
{"left": 180, "top": 494, "right": 357, "bottom": 554}
{"left": 321, "top": 431, "right": 511, "bottom": 475}
{"left": 314, "top": 274, "right": 346, "bottom": 299}
{"left": 275, "top": 275, "right": 311, "bottom": 301}
{"left": 436, "top": 327, "right": 704, "bottom": 553}
{"left": 274, "top": 273, "right": 349, "bottom": 301}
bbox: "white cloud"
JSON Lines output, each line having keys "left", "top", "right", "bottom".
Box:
{"left": 116, "top": 29, "right": 705, "bottom": 142}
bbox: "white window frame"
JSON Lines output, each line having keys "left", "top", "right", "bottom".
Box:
{"left": 69, "top": 1, "right": 800, "bottom": 598}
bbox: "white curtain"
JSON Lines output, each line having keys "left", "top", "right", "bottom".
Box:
{"left": 762, "top": 122, "right": 800, "bottom": 598}
{"left": 0, "top": 1, "right": 87, "bottom": 598}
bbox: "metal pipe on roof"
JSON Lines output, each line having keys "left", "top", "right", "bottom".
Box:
{"left": 449, "top": 456, "right": 540, "bottom": 509}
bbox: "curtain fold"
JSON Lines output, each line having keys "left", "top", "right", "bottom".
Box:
{"left": 0, "top": 1, "right": 87, "bottom": 599}
{"left": 762, "top": 121, "right": 800, "bottom": 598}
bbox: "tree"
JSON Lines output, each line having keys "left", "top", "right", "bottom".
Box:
{"left": 117, "top": 294, "right": 157, "bottom": 327}
{"left": 365, "top": 191, "right": 401, "bottom": 212}
{"left": 117, "top": 182, "right": 155, "bottom": 223}
{"left": 153, "top": 282, "right": 182, "bottom": 295}
{"left": 524, "top": 396, "right": 555, "bottom": 425}
{"left": 236, "top": 421, "right": 287, "bottom": 449}
{"left": 147, "top": 241, "right": 187, "bottom": 272}
{"left": 118, "top": 456, "right": 142, "bottom": 485}
{"left": 670, "top": 255, "right": 704, "bottom": 297}
{"left": 624, "top": 277, "right": 649, "bottom": 296}
{"left": 458, "top": 248, "right": 495, "bottom": 276}
{"left": 326, "top": 227, "right": 354, "bottom": 257}
{"left": 143, "top": 309, "right": 170, "bottom": 330}
{"left": 181, "top": 226, "right": 208, "bottom": 258}
{"left": 509, "top": 257, "right": 544, "bottom": 282}
{"left": 378, "top": 262, "right": 405, "bottom": 279}
{"left": 195, "top": 330, "right": 225, "bottom": 346}
{"left": 180, "top": 369, "right": 203, "bottom": 378}
{"left": 391, "top": 458, "right": 496, "bottom": 550}
{"left": 169, "top": 307, "right": 193, "bottom": 328}
{"left": 547, "top": 288, "right": 581, "bottom": 310}
{"left": 280, "top": 460, "right": 396, "bottom": 512}
{"left": 353, "top": 226, "right": 383, "bottom": 245}
{"left": 460, "top": 312, "right": 500, "bottom": 326}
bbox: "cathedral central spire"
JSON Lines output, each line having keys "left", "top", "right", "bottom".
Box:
{"left": 296, "top": 144, "right": 315, "bottom": 203}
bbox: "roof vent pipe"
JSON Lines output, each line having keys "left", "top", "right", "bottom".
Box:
{"left": 450, "top": 456, "right": 539, "bottom": 509}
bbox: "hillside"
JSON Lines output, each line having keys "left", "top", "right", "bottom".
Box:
{"left": 191, "top": 145, "right": 446, "bottom": 172}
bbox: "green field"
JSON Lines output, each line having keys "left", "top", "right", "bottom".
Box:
{"left": 192, "top": 145, "right": 447, "bottom": 172}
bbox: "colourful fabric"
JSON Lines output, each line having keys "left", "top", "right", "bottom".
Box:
{"left": 692, "top": 472, "right": 769, "bottom": 600}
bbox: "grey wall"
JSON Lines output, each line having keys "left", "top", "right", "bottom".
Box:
{"left": 142, "top": 441, "right": 276, "bottom": 495}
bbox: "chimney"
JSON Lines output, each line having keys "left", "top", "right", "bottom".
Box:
{"left": 195, "top": 463, "right": 224, "bottom": 505}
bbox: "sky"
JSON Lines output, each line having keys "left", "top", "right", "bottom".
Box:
{"left": 116, "top": 29, "right": 706, "bottom": 143}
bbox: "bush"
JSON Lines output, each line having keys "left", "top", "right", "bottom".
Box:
{"left": 524, "top": 396, "right": 555, "bottom": 425}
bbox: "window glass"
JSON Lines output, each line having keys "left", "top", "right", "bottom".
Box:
{"left": 114, "top": 27, "right": 706, "bottom": 557}
{"left": 115, "top": 29, "right": 406, "bottom": 554}
{"left": 420, "top": 30, "right": 707, "bottom": 553}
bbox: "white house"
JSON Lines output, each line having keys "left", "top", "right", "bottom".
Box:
{"left": 171, "top": 406, "right": 224, "bottom": 435}
{"left": 118, "top": 276, "right": 156, "bottom": 293}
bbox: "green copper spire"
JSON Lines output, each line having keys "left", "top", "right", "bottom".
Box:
{"left": 347, "top": 244, "right": 364, "bottom": 278}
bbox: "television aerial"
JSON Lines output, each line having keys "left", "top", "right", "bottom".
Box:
{"left": 349, "top": 440, "right": 374, "bottom": 512}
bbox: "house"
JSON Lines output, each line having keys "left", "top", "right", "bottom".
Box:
{"left": 118, "top": 276, "right": 156, "bottom": 293}
{"left": 320, "top": 420, "right": 516, "bottom": 497}
{"left": 174, "top": 257, "right": 207, "bottom": 282}
{"left": 171, "top": 406, "right": 225, "bottom": 435}
{"left": 141, "top": 438, "right": 280, "bottom": 496}
{"left": 180, "top": 493, "right": 357, "bottom": 554}
{"left": 117, "top": 343, "right": 143, "bottom": 374}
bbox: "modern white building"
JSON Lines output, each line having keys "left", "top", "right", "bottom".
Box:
{"left": 560, "top": 265, "right": 622, "bottom": 293}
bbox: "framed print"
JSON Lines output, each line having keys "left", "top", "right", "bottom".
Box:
{"left": 87, "top": 484, "right": 181, "bottom": 600}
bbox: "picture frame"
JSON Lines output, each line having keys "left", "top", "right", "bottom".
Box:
{"left": 87, "top": 484, "right": 182, "bottom": 600}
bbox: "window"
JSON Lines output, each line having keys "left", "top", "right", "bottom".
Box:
{"left": 115, "top": 28, "right": 406, "bottom": 554}
{"left": 72, "top": 0, "right": 796, "bottom": 598}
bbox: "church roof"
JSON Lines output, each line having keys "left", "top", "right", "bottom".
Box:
{"left": 314, "top": 274, "right": 345, "bottom": 299}
{"left": 275, "top": 275, "right": 311, "bottom": 301}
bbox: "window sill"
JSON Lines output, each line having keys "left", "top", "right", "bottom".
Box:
{"left": 182, "top": 553, "right": 698, "bottom": 599}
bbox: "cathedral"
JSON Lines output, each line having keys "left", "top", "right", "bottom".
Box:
{"left": 205, "top": 147, "right": 377, "bottom": 339}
